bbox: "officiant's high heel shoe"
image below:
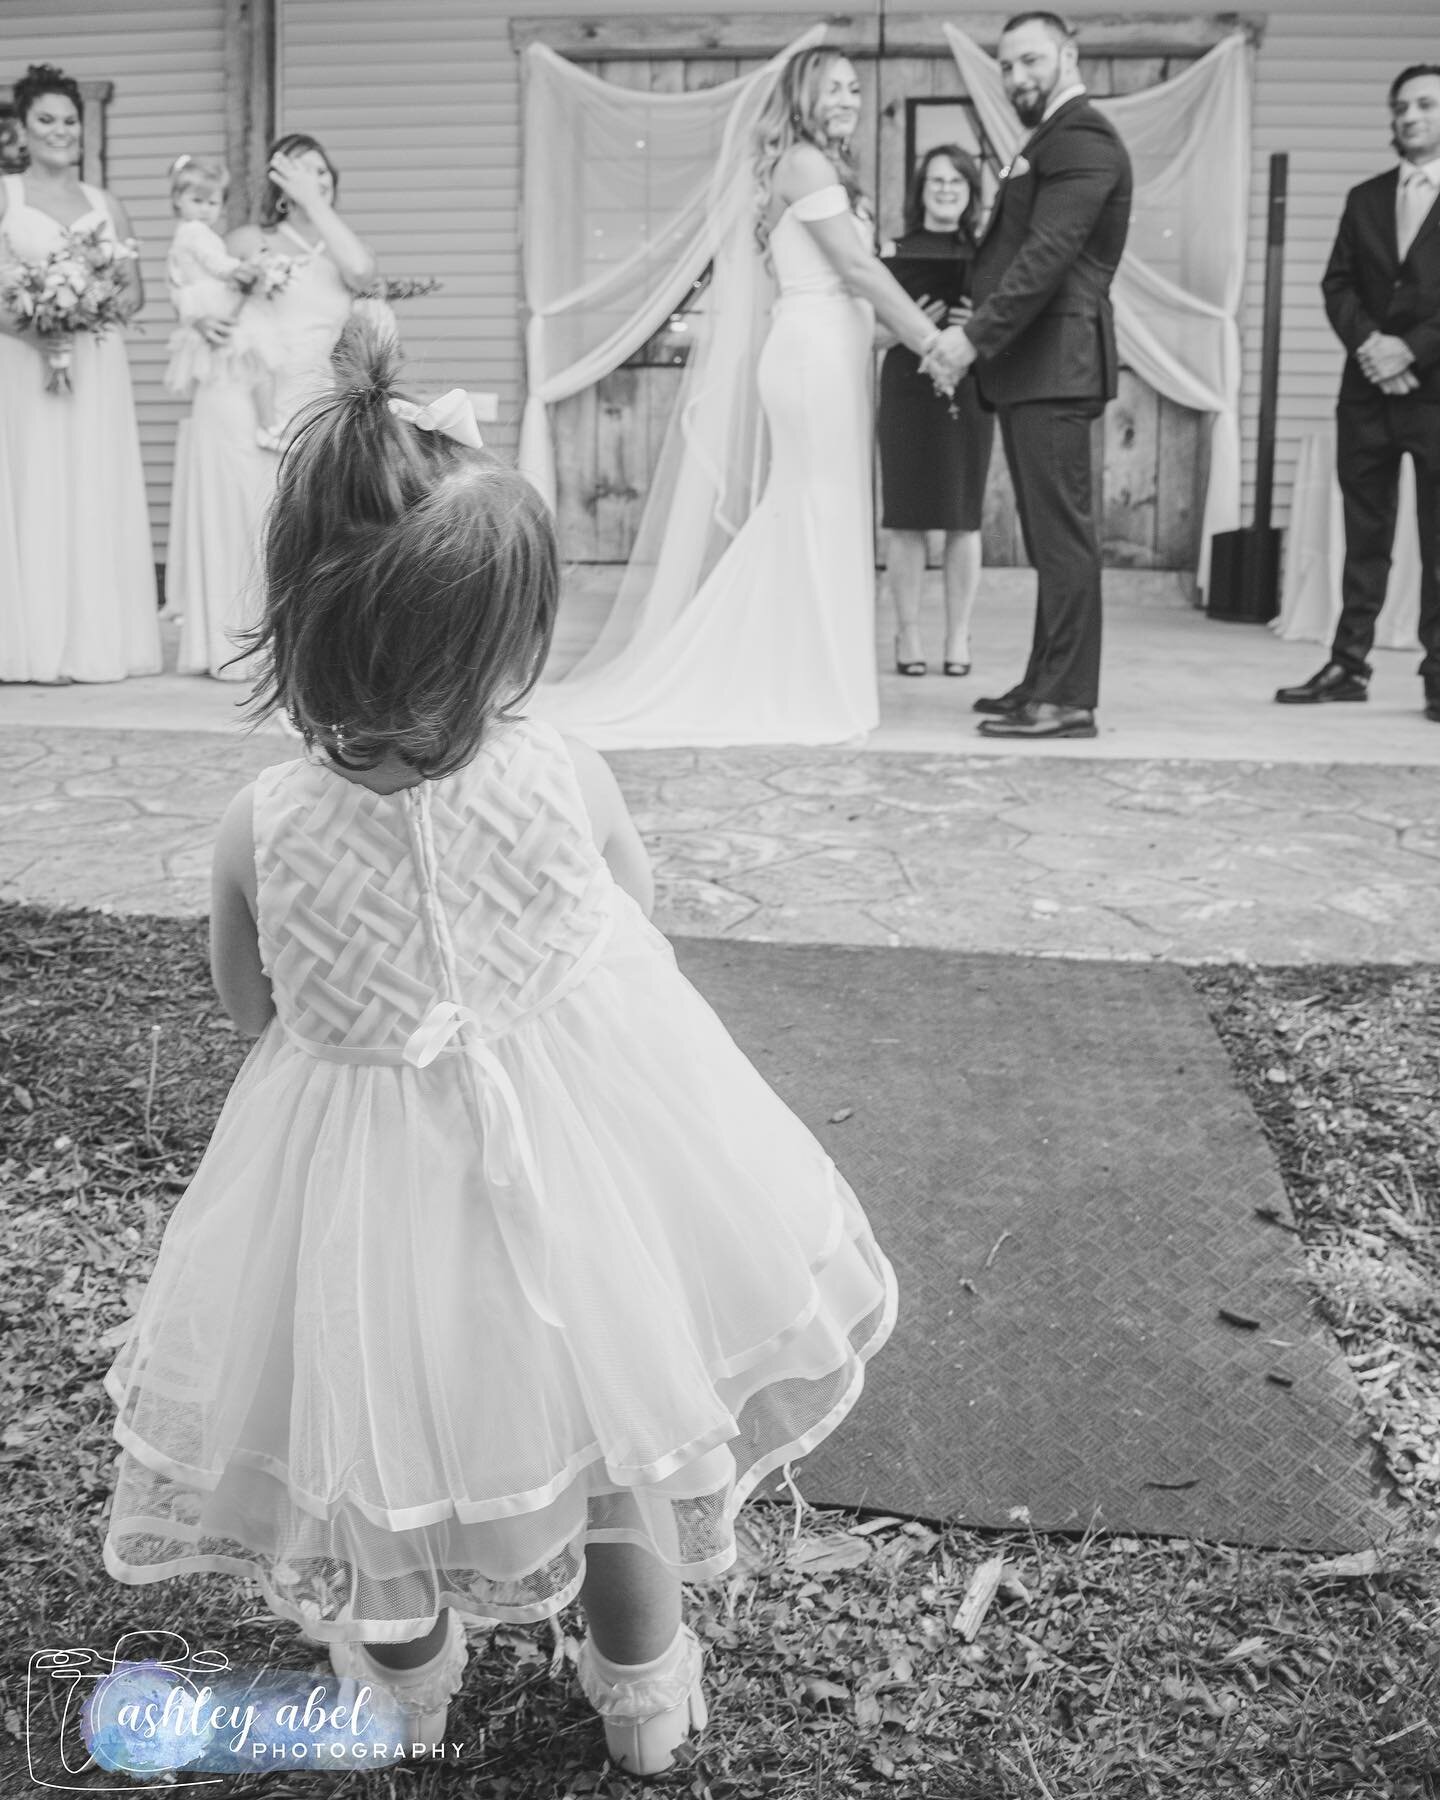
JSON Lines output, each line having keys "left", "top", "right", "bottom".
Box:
{"left": 894, "top": 637, "right": 927, "bottom": 677}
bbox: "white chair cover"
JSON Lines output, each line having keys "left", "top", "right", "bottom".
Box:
{"left": 1274, "top": 427, "right": 1420, "bottom": 648}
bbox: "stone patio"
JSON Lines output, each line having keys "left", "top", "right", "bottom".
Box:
{"left": 3, "top": 573, "right": 1439, "bottom": 963}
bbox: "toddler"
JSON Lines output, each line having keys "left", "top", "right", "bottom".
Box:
{"left": 102, "top": 320, "right": 896, "bottom": 1776}
{"left": 162, "top": 153, "right": 282, "bottom": 449}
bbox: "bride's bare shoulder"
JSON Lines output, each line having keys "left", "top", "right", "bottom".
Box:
{"left": 771, "top": 142, "right": 838, "bottom": 206}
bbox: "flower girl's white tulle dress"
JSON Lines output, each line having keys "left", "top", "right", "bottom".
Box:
{"left": 104, "top": 718, "right": 896, "bottom": 1640}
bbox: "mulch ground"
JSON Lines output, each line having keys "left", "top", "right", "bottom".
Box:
{"left": 1, "top": 904, "right": 1436, "bottom": 1799}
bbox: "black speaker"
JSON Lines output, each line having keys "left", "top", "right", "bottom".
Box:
{"left": 1206, "top": 526, "right": 1282, "bottom": 623}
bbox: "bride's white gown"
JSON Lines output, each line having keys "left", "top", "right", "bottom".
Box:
{"left": 535, "top": 186, "right": 879, "bottom": 749}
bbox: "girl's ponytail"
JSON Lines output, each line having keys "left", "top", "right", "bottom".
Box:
{"left": 242, "top": 316, "right": 558, "bottom": 780}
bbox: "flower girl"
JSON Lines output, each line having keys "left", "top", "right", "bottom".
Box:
{"left": 162, "top": 154, "right": 283, "bottom": 449}
{"left": 103, "top": 320, "right": 896, "bottom": 1776}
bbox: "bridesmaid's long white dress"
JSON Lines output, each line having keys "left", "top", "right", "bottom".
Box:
{"left": 0, "top": 175, "right": 159, "bottom": 683}
{"left": 536, "top": 186, "right": 879, "bottom": 749}
{"left": 172, "top": 230, "right": 353, "bottom": 681}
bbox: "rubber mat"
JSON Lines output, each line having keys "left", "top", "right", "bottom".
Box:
{"left": 672, "top": 940, "right": 1397, "bottom": 1551}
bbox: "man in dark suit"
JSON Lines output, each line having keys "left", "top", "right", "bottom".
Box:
{"left": 946, "top": 11, "right": 1132, "bottom": 739}
{"left": 1276, "top": 64, "right": 1440, "bottom": 719}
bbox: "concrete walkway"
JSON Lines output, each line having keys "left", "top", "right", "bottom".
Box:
{"left": 4, "top": 574, "right": 1439, "bottom": 963}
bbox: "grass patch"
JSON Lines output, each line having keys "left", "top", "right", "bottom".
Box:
{"left": 1, "top": 905, "right": 1436, "bottom": 1798}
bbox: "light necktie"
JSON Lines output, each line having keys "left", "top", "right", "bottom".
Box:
{"left": 1397, "top": 165, "right": 1436, "bottom": 260}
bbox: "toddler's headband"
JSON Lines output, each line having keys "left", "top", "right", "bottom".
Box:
{"left": 388, "top": 390, "right": 484, "bottom": 450}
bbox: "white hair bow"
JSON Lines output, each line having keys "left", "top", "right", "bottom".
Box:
{"left": 388, "top": 389, "right": 484, "bottom": 450}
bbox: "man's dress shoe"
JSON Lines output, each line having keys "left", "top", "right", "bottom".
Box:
{"left": 1274, "top": 662, "right": 1368, "bottom": 704}
{"left": 977, "top": 701, "right": 1098, "bottom": 740}
{"left": 972, "top": 686, "right": 1029, "bottom": 716}
{"left": 1426, "top": 698, "right": 1440, "bottom": 724}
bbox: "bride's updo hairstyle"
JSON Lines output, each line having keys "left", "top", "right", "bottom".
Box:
{"left": 752, "top": 46, "right": 864, "bottom": 256}
{"left": 243, "top": 319, "right": 558, "bottom": 779}
{"left": 14, "top": 62, "right": 84, "bottom": 125}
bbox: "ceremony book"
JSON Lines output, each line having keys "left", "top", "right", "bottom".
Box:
{"left": 880, "top": 253, "right": 970, "bottom": 312}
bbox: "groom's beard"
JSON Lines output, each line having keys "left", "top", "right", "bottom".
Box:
{"left": 1007, "top": 86, "right": 1052, "bottom": 128}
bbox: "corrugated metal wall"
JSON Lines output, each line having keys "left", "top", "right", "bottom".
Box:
{"left": 1, "top": 0, "right": 226, "bottom": 559}
{"left": 276, "top": 0, "right": 522, "bottom": 443}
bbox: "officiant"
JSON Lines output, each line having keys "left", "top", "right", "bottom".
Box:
{"left": 877, "top": 143, "right": 994, "bottom": 678}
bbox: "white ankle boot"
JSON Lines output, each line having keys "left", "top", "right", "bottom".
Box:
{"left": 577, "top": 1623, "right": 707, "bottom": 1776}
{"left": 329, "top": 1611, "right": 467, "bottom": 1756}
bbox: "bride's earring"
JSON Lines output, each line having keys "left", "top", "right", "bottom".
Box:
{"left": 275, "top": 195, "right": 289, "bottom": 218}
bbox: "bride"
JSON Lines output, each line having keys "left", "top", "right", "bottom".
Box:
{"left": 535, "top": 46, "right": 967, "bottom": 750}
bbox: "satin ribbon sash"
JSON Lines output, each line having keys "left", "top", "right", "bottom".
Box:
{"left": 401, "top": 999, "right": 559, "bottom": 1325}
{"left": 277, "top": 914, "right": 616, "bottom": 1328}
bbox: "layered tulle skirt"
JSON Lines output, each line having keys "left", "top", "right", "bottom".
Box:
{"left": 104, "top": 910, "right": 896, "bottom": 1640}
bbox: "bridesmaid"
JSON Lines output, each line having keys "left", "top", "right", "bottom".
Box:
{"left": 0, "top": 62, "right": 159, "bottom": 684}
{"left": 231, "top": 134, "right": 376, "bottom": 435}
{"left": 172, "top": 133, "right": 375, "bottom": 680}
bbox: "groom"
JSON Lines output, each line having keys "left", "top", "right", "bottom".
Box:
{"left": 944, "top": 11, "right": 1133, "bottom": 740}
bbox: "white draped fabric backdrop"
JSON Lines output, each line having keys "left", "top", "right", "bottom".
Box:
{"left": 519, "top": 24, "right": 1254, "bottom": 625}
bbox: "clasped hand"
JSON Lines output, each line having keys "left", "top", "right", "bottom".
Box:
{"left": 920, "top": 323, "right": 975, "bottom": 396}
{"left": 1357, "top": 331, "right": 1417, "bottom": 391}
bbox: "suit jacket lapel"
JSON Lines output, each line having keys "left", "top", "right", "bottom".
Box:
{"left": 1403, "top": 173, "right": 1440, "bottom": 262}
{"left": 1379, "top": 166, "right": 1402, "bottom": 266}
{"left": 980, "top": 94, "right": 1087, "bottom": 246}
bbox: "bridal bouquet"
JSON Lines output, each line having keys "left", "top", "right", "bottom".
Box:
{"left": 245, "top": 249, "right": 299, "bottom": 300}
{"left": 0, "top": 219, "right": 140, "bottom": 393}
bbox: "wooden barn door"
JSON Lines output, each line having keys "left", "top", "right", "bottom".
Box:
{"left": 550, "top": 43, "right": 1210, "bottom": 574}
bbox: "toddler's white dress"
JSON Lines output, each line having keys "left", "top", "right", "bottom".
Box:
{"left": 163, "top": 219, "right": 273, "bottom": 397}
{"left": 104, "top": 718, "right": 897, "bottom": 1640}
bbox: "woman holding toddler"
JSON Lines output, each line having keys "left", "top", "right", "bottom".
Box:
{"left": 169, "top": 133, "right": 375, "bottom": 680}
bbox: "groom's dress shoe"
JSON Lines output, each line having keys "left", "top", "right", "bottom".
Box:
{"left": 1274, "top": 662, "right": 1368, "bottom": 704}
{"left": 977, "top": 702, "right": 1097, "bottom": 740}
{"left": 972, "top": 686, "right": 1029, "bottom": 717}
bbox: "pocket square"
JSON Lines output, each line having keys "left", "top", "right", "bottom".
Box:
{"left": 999, "top": 153, "right": 1031, "bottom": 181}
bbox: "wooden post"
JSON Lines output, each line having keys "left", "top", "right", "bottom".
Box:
{"left": 223, "top": 0, "right": 277, "bottom": 230}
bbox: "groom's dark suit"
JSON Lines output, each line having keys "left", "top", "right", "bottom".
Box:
{"left": 966, "top": 94, "right": 1132, "bottom": 709}
{"left": 1321, "top": 164, "right": 1440, "bottom": 692}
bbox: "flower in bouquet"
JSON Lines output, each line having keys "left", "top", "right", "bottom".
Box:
{"left": 252, "top": 250, "right": 299, "bottom": 299}
{"left": 0, "top": 220, "right": 139, "bottom": 393}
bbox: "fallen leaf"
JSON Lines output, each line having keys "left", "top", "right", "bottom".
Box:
{"left": 800, "top": 1677, "right": 850, "bottom": 1708}
{"left": 1301, "top": 1549, "right": 1383, "bottom": 1581}
{"left": 789, "top": 1535, "right": 871, "bottom": 1574}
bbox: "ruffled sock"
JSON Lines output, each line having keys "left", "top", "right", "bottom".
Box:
{"left": 329, "top": 1612, "right": 467, "bottom": 1757}
{"left": 577, "top": 1623, "right": 707, "bottom": 1776}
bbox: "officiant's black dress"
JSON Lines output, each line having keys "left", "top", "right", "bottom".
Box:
{"left": 877, "top": 229, "right": 994, "bottom": 532}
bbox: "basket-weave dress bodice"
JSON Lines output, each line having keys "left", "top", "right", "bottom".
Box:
{"left": 253, "top": 721, "right": 616, "bottom": 1061}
